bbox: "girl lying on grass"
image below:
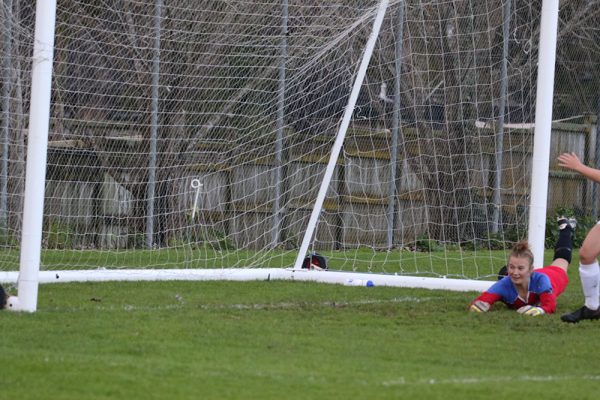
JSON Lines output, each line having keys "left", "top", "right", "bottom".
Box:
{"left": 469, "top": 217, "right": 575, "bottom": 316}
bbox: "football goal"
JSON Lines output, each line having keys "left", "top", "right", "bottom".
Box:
{"left": 0, "top": 0, "right": 560, "bottom": 311}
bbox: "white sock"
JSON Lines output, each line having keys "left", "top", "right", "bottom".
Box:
{"left": 579, "top": 263, "right": 600, "bottom": 310}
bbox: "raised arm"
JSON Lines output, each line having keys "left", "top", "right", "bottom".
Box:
{"left": 557, "top": 152, "right": 600, "bottom": 184}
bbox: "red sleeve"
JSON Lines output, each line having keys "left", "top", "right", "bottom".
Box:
{"left": 538, "top": 291, "right": 557, "bottom": 314}
{"left": 471, "top": 291, "right": 502, "bottom": 309}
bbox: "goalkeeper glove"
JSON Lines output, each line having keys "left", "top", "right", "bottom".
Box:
{"left": 517, "top": 305, "right": 545, "bottom": 316}
{"left": 469, "top": 300, "right": 490, "bottom": 313}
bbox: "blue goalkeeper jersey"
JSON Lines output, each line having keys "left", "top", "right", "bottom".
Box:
{"left": 475, "top": 270, "right": 554, "bottom": 311}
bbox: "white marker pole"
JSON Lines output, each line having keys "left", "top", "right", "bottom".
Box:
{"left": 191, "top": 179, "right": 203, "bottom": 220}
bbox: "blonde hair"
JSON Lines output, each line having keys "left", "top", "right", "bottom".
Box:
{"left": 509, "top": 240, "right": 534, "bottom": 267}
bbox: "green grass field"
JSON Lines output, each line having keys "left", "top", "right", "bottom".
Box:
{"left": 2, "top": 250, "right": 600, "bottom": 399}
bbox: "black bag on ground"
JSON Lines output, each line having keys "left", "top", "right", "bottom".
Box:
{"left": 302, "top": 253, "right": 328, "bottom": 270}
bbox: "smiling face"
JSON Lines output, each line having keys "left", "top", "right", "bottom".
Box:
{"left": 507, "top": 255, "right": 533, "bottom": 287}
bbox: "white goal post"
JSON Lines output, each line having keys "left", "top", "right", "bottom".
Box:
{"left": 9, "top": 0, "right": 58, "bottom": 311}
{"left": 1, "top": 0, "right": 561, "bottom": 311}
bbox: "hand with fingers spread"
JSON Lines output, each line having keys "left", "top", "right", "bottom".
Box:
{"left": 557, "top": 152, "right": 584, "bottom": 172}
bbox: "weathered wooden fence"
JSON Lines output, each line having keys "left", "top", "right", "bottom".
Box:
{"left": 42, "top": 116, "right": 598, "bottom": 249}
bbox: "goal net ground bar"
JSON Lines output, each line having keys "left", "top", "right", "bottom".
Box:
{"left": 0, "top": 269, "right": 492, "bottom": 292}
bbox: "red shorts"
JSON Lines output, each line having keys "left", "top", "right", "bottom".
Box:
{"left": 538, "top": 265, "right": 569, "bottom": 297}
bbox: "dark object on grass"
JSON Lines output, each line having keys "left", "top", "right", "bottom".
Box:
{"left": 302, "top": 253, "right": 328, "bottom": 270}
{"left": 561, "top": 306, "right": 600, "bottom": 323}
{"left": 0, "top": 284, "right": 7, "bottom": 310}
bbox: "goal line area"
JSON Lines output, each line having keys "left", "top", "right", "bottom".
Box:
{"left": 1, "top": 244, "right": 505, "bottom": 293}
{"left": 0, "top": 267, "right": 493, "bottom": 299}
{"left": 0, "top": 0, "right": 562, "bottom": 311}
{"left": 0, "top": 268, "right": 492, "bottom": 291}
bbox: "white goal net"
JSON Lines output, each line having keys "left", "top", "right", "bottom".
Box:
{"left": 1, "top": 0, "right": 552, "bottom": 298}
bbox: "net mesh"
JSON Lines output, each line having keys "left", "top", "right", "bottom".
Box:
{"left": 1, "top": 0, "right": 547, "bottom": 279}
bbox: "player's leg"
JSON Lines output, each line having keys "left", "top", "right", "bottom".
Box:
{"left": 550, "top": 216, "right": 576, "bottom": 271}
{"left": 561, "top": 221, "right": 600, "bottom": 323}
{"left": 497, "top": 217, "right": 575, "bottom": 280}
{"left": 577, "top": 222, "right": 600, "bottom": 308}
